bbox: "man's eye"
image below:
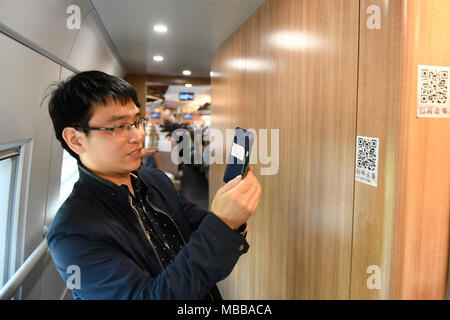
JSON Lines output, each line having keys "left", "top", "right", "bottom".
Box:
{"left": 114, "top": 124, "right": 127, "bottom": 130}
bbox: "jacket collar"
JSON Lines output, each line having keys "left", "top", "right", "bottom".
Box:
{"left": 78, "top": 163, "right": 118, "bottom": 190}
{"left": 77, "top": 163, "right": 156, "bottom": 208}
{"left": 77, "top": 163, "right": 142, "bottom": 195}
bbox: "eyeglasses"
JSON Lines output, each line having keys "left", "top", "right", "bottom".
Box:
{"left": 75, "top": 117, "right": 148, "bottom": 136}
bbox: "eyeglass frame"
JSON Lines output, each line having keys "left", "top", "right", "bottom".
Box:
{"left": 74, "top": 117, "right": 149, "bottom": 136}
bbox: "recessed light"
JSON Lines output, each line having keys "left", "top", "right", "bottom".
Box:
{"left": 185, "top": 83, "right": 192, "bottom": 88}
{"left": 153, "top": 55, "right": 164, "bottom": 62}
{"left": 183, "top": 70, "right": 192, "bottom": 76}
{"left": 153, "top": 24, "right": 168, "bottom": 33}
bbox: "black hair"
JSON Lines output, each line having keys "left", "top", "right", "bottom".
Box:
{"left": 47, "top": 71, "right": 140, "bottom": 160}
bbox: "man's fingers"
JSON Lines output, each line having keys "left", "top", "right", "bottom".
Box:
{"left": 226, "top": 172, "right": 260, "bottom": 209}
{"left": 221, "top": 166, "right": 255, "bottom": 196}
{"left": 248, "top": 181, "right": 262, "bottom": 213}
{"left": 218, "top": 166, "right": 260, "bottom": 202}
{"left": 241, "top": 175, "right": 261, "bottom": 207}
{"left": 216, "top": 175, "right": 242, "bottom": 196}
{"left": 236, "top": 170, "right": 258, "bottom": 194}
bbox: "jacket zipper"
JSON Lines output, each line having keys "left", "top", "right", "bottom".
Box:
{"left": 145, "top": 195, "right": 215, "bottom": 300}
{"left": 128, "top": 195, "right": 164, "bottom": 271}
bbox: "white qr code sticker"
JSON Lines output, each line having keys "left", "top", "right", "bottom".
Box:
{"left": 355, "top": 136, "right": 379, "bottom": 187}
{"left": 417, "top": 65, "right": 449, "bottom": 118}
{"left": 230, "top": 142, "right": 245, "bottom": 161}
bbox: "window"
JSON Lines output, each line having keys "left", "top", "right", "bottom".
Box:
{"left": 58, "top": 150, "right": 78, "bottom": 206}
{"left": 0, "top": 147, "right": 20, "bottom": 287}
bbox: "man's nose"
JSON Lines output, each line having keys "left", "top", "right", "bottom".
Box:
{"left": 128, "top": 125, "right": 145, "bottom": 144}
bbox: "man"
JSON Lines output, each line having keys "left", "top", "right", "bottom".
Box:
{"left": 46, "top": 71, "right": 261, "bottom": 300}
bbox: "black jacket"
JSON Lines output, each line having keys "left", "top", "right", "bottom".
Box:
{"left": 46, "top": 165, "right": 249, "bottom": 299}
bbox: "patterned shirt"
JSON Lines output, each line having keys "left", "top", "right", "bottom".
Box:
{"left": 123, "top": 173, "right": 216, "bottom": 300}
{"left": 122, "top": 174, "right": 185, "bottom": 269}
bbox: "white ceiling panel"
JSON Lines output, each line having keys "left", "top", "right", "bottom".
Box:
{"left": 91, "top": 0, "right": 265, "bottom": 77}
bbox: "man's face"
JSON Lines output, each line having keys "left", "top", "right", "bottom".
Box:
{"left": 79, "top": 97, "right": 145, "bottom": 177}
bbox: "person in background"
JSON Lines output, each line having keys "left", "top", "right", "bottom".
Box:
{"left": 149, "top": 123, "right": 159, "bottom": 147}
{"left": 141, "top": 146, "right": 158, "bottom": 168}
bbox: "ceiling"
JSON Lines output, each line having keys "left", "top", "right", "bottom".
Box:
{"left": 91, "top": 0, "right": 265, "bottom": 78}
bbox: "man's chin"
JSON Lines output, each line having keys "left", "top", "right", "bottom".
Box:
{"left": 123, "top": 159, "right": 142, "bottom": 172}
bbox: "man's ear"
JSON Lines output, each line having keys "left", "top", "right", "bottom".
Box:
{"left": 62, "top": 127, "right": 86, "bottom": 156}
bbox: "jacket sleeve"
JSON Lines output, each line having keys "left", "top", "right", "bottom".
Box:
{"left": 47, "top": 213, "right": 249, "bottom": 300}
{"left": 177, "top": 188, "right": 248, "bottom": 236}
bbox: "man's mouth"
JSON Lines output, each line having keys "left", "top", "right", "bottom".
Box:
{"left": 128, "top": 149, "right": 142, "bottom": 157}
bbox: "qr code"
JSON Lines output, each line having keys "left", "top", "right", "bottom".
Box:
{"left": 355, "top": 136, "right": 379, "bottom": 187}
{"left": 418, "top": 65, "right": 449, "bottom": 117}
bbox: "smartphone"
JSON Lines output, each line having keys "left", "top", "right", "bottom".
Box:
{"left": 223, "top": 127, "right": 254, "bottom": 183}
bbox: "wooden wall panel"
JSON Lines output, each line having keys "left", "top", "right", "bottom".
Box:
{"left": 211, "top": 0, "right": 450, "bottom": 300}
{"left": 350, "top": 0, "right": 406, "bottom": 300}
{"left": 351, "top": 0, "right": 450, "bottom": 299}
{"left": 210, "top": 0, "right": 360, "bottom": 299}
{"left": 390, "top": 0, "right": 450, "bottom": 299}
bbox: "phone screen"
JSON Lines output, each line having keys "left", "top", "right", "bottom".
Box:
{"left": 223, "top": 127, "right": 254, "bottom": 183}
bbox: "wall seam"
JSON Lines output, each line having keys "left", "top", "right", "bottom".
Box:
{"left": 0, "top": 22, "right": 79, "bottom": 74}
{"left": 348, "top": 0, "right": 363, "bottom": 300}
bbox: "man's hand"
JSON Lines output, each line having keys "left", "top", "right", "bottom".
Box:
{"left": 211, "top": 166, "right": 262, "bottom": 230}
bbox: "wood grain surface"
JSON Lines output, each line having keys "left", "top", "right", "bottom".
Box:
{"left": 210, "top": 0, "right": 360, "bottom": 299}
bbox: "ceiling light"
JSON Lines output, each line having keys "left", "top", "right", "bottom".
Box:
{"left": 153, "top": 55, "right": 164, "bottom": 62}
{"left": 183, "top": 70, "right": 192, "bottom": 76}
{"left": 153, "top": 24, "right": 168, "bottom": 33}
{"left": 185, "top": 83, "right": 192, "bottom": 88}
